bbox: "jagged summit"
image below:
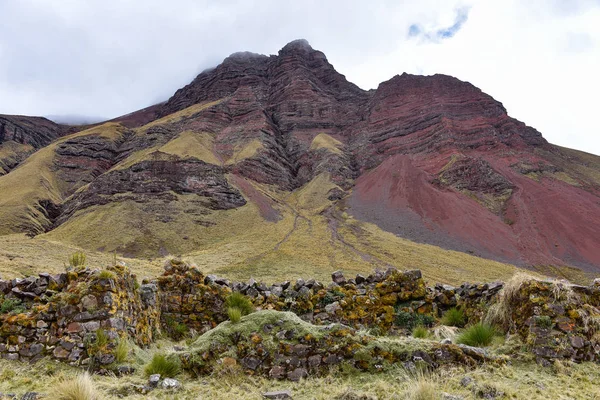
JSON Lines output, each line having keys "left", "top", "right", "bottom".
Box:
{"left": 0, "top": 40, "right": 599, "bottom": 279}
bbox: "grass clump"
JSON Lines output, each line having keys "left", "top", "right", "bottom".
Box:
{"left": 485, "top": 272, "right": 535, "bottom": 330}
{"left": 225, "top": 292, "right": 254, "bottom": 316}
{"left": 97, "top": 270, "right": 115, "bottom": 280}
{"left": 228, "top": 307, "right": 242, "bottom": 323}
{"left": 114, "top": 339, "right": 129, "bottom": 364}
{"left": 456, "top": 323, "right": 497, "bottom": 347}
{"left": 412, "top": 325, "right": 429, "bottom": 339}
{"left": 441, "top": 307, "right": 466, "bottom": 327}
{"left": 406, "top": 370, "right": 438, "bottom": 400}
{"left": 55, "top": 372, "right": 100, "bottom": 400}
{"left": 144, "top": 353, "right": 181, "bottom": 378}
{"left": 68, "top": 251, "right": 87, "bottom": 268}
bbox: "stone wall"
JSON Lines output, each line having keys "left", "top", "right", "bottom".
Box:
{"left": 1, "top": 260, "right": 599, "bottom": 369}
{"left": 0, "top": 265, "right": 160, "bottom": 366}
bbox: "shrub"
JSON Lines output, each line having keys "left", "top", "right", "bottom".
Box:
{"left": 225, "top": 292, "right": 254, "bottom": 316}
{"left": 456, "top": 323, "right": 497, "bottom": 347}
{"left": 228, "top": 307, "right": 242, "bottom": 323}
{"left": 442, "top": 307, "right": 466, "bottom": 327}
{"left": 144, "top": 354, "right": 181, "bottom": 378}
{"left": 0, "top": 298, "right": 26, "bottom": 314}
{"left": 172, "top": 322, "right": 189, "bottom": 339}
{"left": 55, "top": 372, "right": 100, "bottom": 400}
{"left": 68, "top": 252, "right": 87, "bottom": 268}
{"left": 535, "top": 315, "right": 554, "bottom": 329}
{"left": 395, "top": 311, "right": 435, "bottom": 330}
{"left": 115, "top": 339, "right": 129, "bottom": 364}
{"left": 412, "top": 325, "right": 429, "bottom": 339}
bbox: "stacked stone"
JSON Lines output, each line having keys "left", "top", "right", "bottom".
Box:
{"left": 0, "top": 265, "right": 160, "bottom": 365}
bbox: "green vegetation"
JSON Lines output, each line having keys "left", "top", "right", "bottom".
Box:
{"left": 144, "top": 354, "right": 181, "bottom": 378}
{"left": 114, "top": 339, "right": 129, "bottom": 364}
{"left": 68, "top": 251, "right": 87, "bottom": 268}
{"left": 441, "top": 307, "right": 465, "bottom": 327}
{"left": 0, "top": 297, "right": 25, "bottom": 314}
{"left": 456, "top": 323, "right": 497, "bottom": 347}
{"left": 535, "top": 315, "right": 554, "bottom": 329}
{"left": 225, "top": 292, "right": 254, "bottom": 316}
{"left": 227, "top": 307, "right": 242, "bottom": 323}
{"left": 412, "top": 325, "right": 429, "bottom": 339}
{"left": 395, "top": 310, "right": 435, "bottom": 330}
{"left": 97, "top": 270, "right": 115, "bottom": 280}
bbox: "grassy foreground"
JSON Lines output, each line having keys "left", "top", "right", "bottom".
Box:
{"left": 1, "top": 352, "right": 599, "bottom": 399}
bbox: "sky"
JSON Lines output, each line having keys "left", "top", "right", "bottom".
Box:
{"left": 0, "top": 0, "right": 599, "bottom": 154}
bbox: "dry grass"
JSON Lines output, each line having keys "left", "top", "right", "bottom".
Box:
{"left": 1, "top": 354, "right": 600, "bottom": 399}
{"left": 0, "top": 123, "right": 126, "bottom": 236}
{"left": 485, "top": 272, "right": 537, "bottom": 330}
{"left": 2, "top": 172, "right": 543, "bottom": 286}
{"left": 0, "top": 234, "right": 157, "bottom": 280}
{"left": 55, "top": 372, "right": 101, "bottom": 400}
{"left": 224, "top": 138, "right": 264, "bottom": 165}
{"left": 309, "top": 133, "right": 344, "bottom": 154}
{"left": 431, "top": 325, "right": 459, "bottom": 341}
{"left": 158, "top": 130, "right": 220, "bottom": 165}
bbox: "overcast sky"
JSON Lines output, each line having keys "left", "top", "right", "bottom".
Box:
{"left": 0, "top": 0, "right": 599, "bottom": 155}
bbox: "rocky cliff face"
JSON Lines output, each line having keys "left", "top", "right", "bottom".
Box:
{"left": 0, "top": 115, "right": 68, "bottom": 174}
{"left": 0, "top": 40, "right": 599, "bottom": 274}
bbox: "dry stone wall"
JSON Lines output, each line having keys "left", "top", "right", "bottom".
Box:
{"left": 1, "top": 260, "right": 599, "bottom": 369}
{"left": 0, "top": 265, "right": 160, "bottom": 366}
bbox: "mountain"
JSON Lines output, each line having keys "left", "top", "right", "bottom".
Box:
{"left": 0, "top": 39, "right": 599, "bottom": 283}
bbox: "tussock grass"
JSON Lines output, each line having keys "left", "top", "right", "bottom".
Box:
{"left": 114, "top": 339, "right": 129, "bottom": 364}
{"left": 68, "top": 252, "right": 87, "bottom": 268}
{"left": 412, "top": 325, "right": 429, "bottom": 339}
{"left": 55, "top": 372, "right": 100, "bottom": 400}
{"left": 227, "top": 307, "right": 242, "bottom": 323}
{"left": 405, "top": 369, "right": 439, "bottom": 400}
{"left": 486, "top": 272, "right": 536, "bottom": 330}
{"left": 456, "top": 323, "right": 497, "bottom": 347}
{"left": 431, "top": 325, "right": 459, "bottom": 341}
{"left": 441, "top": 308, "right": 465, "bottom": 328}
{"left": 144, "top": 354, "right": 181, "bottom": 378}
{"left": 225, "top": 292, "right": 254, "bottom": 316}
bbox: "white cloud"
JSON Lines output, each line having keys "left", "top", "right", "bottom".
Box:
{"left": 0, "top": 0, "right": 598, "bottom": 155}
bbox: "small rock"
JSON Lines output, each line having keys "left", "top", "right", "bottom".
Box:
{"left": 441, "top": 338, "right": 452, "bottom": 345}
{"left": 269, "top": 365, "right": 286, "bottom": 380}
{"left": 442, "top": 394, "right": 465, "bottom": 400}
{"left": 287, "top": 367, "right": 308, "bottom": 382}
{"left": 148, "top": 374, "right": 161, "bottom": 387}
{"left": 20, "top": 393, "right": 41, "bottom": 400}
{"left": 331, "top": 271, "right": 345, "bottom": 285}
{"left": 263, "top": 390, "right": 292, "bottom": 399}
{"left": 460, "top": 376, "right": 474, "bottom": 387}
{"left": 116, "top": 366, "right": 136, "bottom": 376}
{"left": 161, "top": 378, "right": 181, "bottom": 389}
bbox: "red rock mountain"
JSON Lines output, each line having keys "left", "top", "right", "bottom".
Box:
{"left": 1, "top": 39, "right": 599, "bottom": 279}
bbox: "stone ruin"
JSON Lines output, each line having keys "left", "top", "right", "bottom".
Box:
{"left": 0, "top": 260, "right": 599, "bottom": 377}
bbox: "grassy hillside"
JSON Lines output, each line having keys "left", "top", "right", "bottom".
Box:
{"left": 35, "top": 172, "right": 530, "bottom": 286}
{"left": 0, "top": 123, "right": 127, "bottom": 235}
